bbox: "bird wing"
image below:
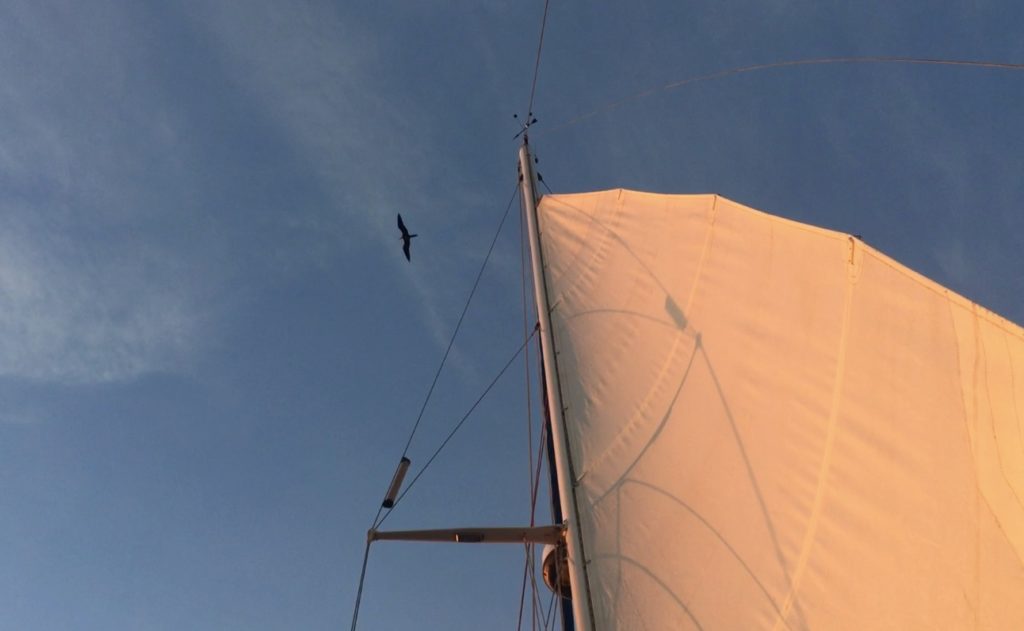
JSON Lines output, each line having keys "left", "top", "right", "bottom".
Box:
{"left": 397, "top": 213, "right": 408, "bottom": 236}
{"left": 402, "top": 240, "right": 411, "bottom": 261}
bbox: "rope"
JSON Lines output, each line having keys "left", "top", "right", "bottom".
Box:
{"left": 531, "top": 556, "right": 547, "bottom": 630}
{"left": 517, "top": 420, "right": 550, "bottom": 631}
{"left": 526, "top": 423, "right": 549, "bottom": 631}
{"left": 528, "top": 421, "right": 548, "bottom": 530}
{"left": 544, "top": 589, "right": 557, "bottom": 630}
{"left": 546, "top": 56, "right": 1024, "bottom": 133}
{"left": 349, "top": 540, "right": 372, "bottom": 631}
{"left": 516, "top": 553, "right": 530, "bottom": 631}
{"left": 526, "top": 0, "right": 552, "bottom": 118}
{"left": 375, "top": 327, "right": 539, "bottom": 529}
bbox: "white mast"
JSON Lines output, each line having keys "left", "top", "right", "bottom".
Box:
{"left": 518, "top": 137, "right": 596, "bottom": 631}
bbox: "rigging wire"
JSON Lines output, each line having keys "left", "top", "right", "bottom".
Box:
{"left": 359, "top": 0, "right": 557, "bottom": 620}
{"left": 349, "top": 541, "right": 372, "bottom": 631}
{"left": 352, "top": 184, "right": 525, "bottom": 631}
{"left": 397, "top": 183, "right": 521, "bottom": 460}
{"left": 526, "top": 0, "right": 553, "bottom": 120}
{"left": 516, "top": 419, "right": 548, "bottom": 631}
{"left": 367, "top": 184, "right": 521, "bottom": 529}
{"left": 526, "top": 415, "right": 553, "bottom": 630}
{"left": 520, "top": 2, "right": 559, "bottom": 619}
{"left": 544, "top": 589, "right": 557, "bottom": 630}
{"left": 531, "top": 566, "right": 547, "bottom": 631}
{"left": 545, "top": 56, "right": 1024, "bottom": 133}
{"left": 375, "top": 326, "right": 539, "bottom": 530}
{"left": 516, "top": 555, "right": 531, "bottom": 631}
{"left": 536, "top": 172, "right": 554, "bottom": 196}
{"left": 353, "top": 329, "right": 539, "bottom": 627}
{"left": 527, "top": 423, "right": 549, "bottom": 526}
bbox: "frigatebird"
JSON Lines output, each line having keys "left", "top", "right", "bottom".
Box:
{"left": 397, "top": 213, "right": 417, "bottom": 261}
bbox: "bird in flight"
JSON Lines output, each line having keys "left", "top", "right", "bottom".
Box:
{"left": 397, "top": 213, "right": 417, "bottom": 261}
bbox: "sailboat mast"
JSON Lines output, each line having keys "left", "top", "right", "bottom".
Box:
{"left": 518, "top": 138, "right": 596, "bottom": 631}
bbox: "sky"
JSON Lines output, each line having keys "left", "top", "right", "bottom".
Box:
{"left": 1, "top": 1, "right": 1022, "bottom": 629}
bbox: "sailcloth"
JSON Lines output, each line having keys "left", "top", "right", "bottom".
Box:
{"left": 537, "top": 190, "right": 1024, "bottom": 630}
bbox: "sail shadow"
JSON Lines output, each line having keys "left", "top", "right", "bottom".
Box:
{"left": 541, "top": 195, "right": 692, "bottom": 310}
{"left": 593, "top": 333, "right": 699, "bottom": 627}
{"left": 619, "top": 478, "right": 791, "bottom": 627}
{"left": 545, "top": 195, "right": 805, "bottom": 626}
{"left": 665, "top": 295, "right": 688, "bottom": 329}
{"left": 605, "top": 477, "right": 790, "bottom": 631}
{"left": 591, "top": 333, "right": 702, "bottom": 507}
{"left": 588, "top": 552, "right": 706, "bottom": 631}
{"left": 587, "top": 333, "right": 809, "bottom": 630}
{"left": 562, "top": 306, "right": 687, "bottom": 332}
{"left": 697, "top": 342, "right": 810, "bottom": 631}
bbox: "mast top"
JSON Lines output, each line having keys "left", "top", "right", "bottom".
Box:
{"left": 514, "top": 112, "right": 538, "bottom": 141}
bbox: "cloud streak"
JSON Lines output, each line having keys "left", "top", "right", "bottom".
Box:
{"left": 0, "top": 2, "right": 227, "bottom": 384}
{"left": 0, "top": 209, "right": 203, "bottom": 383}
{"left": 183, "top": 1, "right": 527, "bottom": 360}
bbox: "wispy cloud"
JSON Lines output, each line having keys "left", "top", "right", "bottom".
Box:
{"left": 0, "top": 209, "right": 203, "bottom": 383}
{"left": 0, "top": 1, "right": 524, "bottom": 387}
{"left": 184, "top": 1, "right": 425, "bottom": 241}
{"left": 0, "top": 2, "right": 221, "bottom": 383}
{"left": 185, "top": 2, "right": 521, "bottom": 356}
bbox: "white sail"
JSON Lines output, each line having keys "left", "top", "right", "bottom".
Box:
{"left": 537, "top": 189, "right": 1024, "bottom": 630}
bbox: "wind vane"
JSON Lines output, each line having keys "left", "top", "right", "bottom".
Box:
{"left": 513, "top": 112, "right": 538, "bottom": 140}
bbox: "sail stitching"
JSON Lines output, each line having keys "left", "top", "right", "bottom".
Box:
{"left": 1003, "top": 333, "right": 1024, "bottom": 496}
{"left": 974, "top": 312, "right": 1024, "bottom": 562}
{"left": 971, "top": 306, "right": 984, "bottom": 622}
{"left": 529, "top": 174, "right": 600, "bottom": 629}
{"left": 684, "top": 195, "right": 718, "bottom": 314}
{"left": 771, "top": 252, "right": 856, "bottom": 630}
{"left": 953, "top": 303, "right": 1024, "bottom": 569}
{"left": 983, "top": 323, "right": 1024, "bottom": 511}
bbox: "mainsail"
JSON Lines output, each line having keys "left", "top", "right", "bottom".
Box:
{"left": 536, "top": 189, "right": 1024, "bottom": 629}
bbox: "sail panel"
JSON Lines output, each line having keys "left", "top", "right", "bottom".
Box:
{"left": 537, "top": 190, "right": 1024, "bottom": 630}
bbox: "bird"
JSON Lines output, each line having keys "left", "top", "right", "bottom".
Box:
{"left": 397, "top": 213, "right": 417, "bottom": 261}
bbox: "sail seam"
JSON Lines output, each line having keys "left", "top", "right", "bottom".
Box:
{"left": 684, "top": 195, "right": 718, "bottom": 314}
{"left": 772, "top": 253, "right": 856, "bottom": 630}
{"left": 972, "top": 310, "right": 1024, "bottom": 564}
{"left": 1004, "top": 333, "right": 1024, "bottom": 493}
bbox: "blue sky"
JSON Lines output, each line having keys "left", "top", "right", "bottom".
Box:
{"left": 2, "top": 1, "right": 1022, "bottom": 629}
